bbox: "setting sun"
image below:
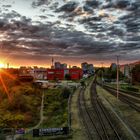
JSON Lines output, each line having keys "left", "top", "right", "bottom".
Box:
{"left": 0, "top": 63, "right": 4, "bottom": 68}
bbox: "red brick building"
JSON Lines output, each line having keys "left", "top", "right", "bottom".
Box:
{"left": 47, "top": 68, "right": 83, "bottom": 80}
{"left": 69, "top": 68, "right": 83, "bottom": 80}
{"left": 47, "top": 69, "right": 64, "bottom": 80}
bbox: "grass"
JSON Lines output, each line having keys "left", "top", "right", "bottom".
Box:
{"left": 17, "top": 133, "right": 72, "bottom": 140}
{"left": 41, "top": 88, "right": 70, "bottom": 128}
{"left": 133, "top": 84, "right": 140, "bottom": 91}
{"left": 84, "top": 76, "right": 94, "bottom": 107}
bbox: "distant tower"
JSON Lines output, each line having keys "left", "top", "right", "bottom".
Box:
{"left": 7, "top": 63, "right": 9, "bottom": 69}
{"left": 51, "top": 57, "right": 54, "bottom": 68}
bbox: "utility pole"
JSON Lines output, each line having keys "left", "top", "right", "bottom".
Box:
{"left": 130, "top": 67, "right": 133, "bottom": 86}
{"left": 7, "top": 63, "right": 9, "bottom": 69}
{"left": 117, "top": 56, "right": 119, "bottom": 99}
{"left": 101, "top": 62, "right": 104, "bottom": 86}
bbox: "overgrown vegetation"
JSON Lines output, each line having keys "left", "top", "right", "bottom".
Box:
{"left": 42, "top": 87, "right": 71, "bottom": 128}
{"left": 0, "top": 74, "right": 42, "bottom": 128}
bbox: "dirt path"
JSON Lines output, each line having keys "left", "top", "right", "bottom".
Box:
{"left": 70, "top": 88, "right": 86, "bottom": 140}
{"left": 28, "top": 90, "right": 45, "bottom": 130}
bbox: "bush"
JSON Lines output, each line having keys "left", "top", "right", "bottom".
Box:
{"left": 43, "top": 88, "right": 68, "bottom": 127}
{"left": 61, "top": 88, "right": 71, "bottom": 99}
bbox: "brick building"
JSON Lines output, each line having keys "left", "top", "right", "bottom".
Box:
{"left": 47, "top": 69, "right": 64, "bottom": 80}
{"left": 47, "top": 68, "right": 83, "bottom": 80}
{"left": 69, "top": 68, "right": 83, "bottom": 80}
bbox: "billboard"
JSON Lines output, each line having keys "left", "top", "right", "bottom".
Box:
{"left": 33, "top": 127, "right": 69, "bottom": 137}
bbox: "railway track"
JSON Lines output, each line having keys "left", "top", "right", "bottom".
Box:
{"left": 99, "top": 84, "right": 140, "bottom": 112}
{"left": 103, "top": 84, "right": 140, "bottom": 98}
{"left": 78, "top": 87, "right": 102, "bottom": 140}
{"left": 90, "top": 83, "right": 122, "bottom": 140}
{"left": 78, "top": 81, "right": 122, "bottom": 140}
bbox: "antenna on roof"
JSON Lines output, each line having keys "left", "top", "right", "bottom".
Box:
{"left": 52, "top": 57, "right": 54, "bottom": 68}
{"left": 7, "top": 63, "right": 9, "bottom": 69}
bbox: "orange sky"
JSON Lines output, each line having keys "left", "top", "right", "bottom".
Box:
{"left": 0, "top": 53, "right": 139, "bottom": 68}
{"left": 0, "top": 56, "right": 111, "bottom": 68}
{"left": 0, "top": 56, "right": 138, "bottom": 68}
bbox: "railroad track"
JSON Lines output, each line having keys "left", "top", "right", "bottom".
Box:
{"left": 99, "top": 84, "right": 140, "bottom": 112}
{"left": 102, "top": 84, "right": 140, "bottom": 98}
{"left": 102, "top": 84, "right": 140, "bottom": 103}
{"left": 90, "top": 83, "right": 122, "bottom": 140}
{"left": 78, "top": 87, "right": 103, "bottom": 140}
{"left": 78, "top": 81, "right": 122, "bottom": 140}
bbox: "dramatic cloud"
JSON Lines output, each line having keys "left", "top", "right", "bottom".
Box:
{"left": 0, "top": 0, "right": 140, "bottom": 66}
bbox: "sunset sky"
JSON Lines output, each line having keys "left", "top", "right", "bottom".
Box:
{"left": 0, "top": 0, "right": 140, "bottom": 68}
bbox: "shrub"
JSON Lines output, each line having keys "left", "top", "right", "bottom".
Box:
{"left": 61, "top": 88, "right": 71, "bottom": 99}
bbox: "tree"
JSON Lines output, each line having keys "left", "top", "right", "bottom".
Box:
{"left": 61, "top": 88, "right": 71, "bottom": 99}
{"left": 80, "top": 80, "right": 86, "bottom": 87}
{"left": 132, "top": 64, "right": 140, "bottom": 83}
{"left": 103, "top": 68, "right": 124, "bottom": 80}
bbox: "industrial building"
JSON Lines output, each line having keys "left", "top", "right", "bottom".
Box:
{"left": 47, "top": 68, "right": 82, "bottom": 80}
{"left": 47, "top": 69, "right": 64, "bottom": 80}
{"left": 69, "top": 68, "right": 83, "bottom": 80}
{"left": 81, "top": 62, "right": 94, "bottom": 75}
{"left": 54, "top": 62, "right": 67, "bottom": 69}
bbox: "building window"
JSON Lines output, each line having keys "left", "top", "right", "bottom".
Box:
{"left": 48, "top": 72, "right": 54, "bottom": 74}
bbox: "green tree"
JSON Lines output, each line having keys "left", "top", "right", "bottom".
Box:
{"left": 132, "top": 64, "right": 140, "bottom": 83}
{"left": 61, "top": 88, "right": 71, "bottom": 99}
{"left": 103, "top": 68, "right": 124, "bottom": 80}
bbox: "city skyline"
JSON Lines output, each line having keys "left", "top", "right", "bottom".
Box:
{"left": 0, "top": 0, "right": 140, "bottom": 67}
{"left": 0, "top": 59, "right": 139, "bottom": 69}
